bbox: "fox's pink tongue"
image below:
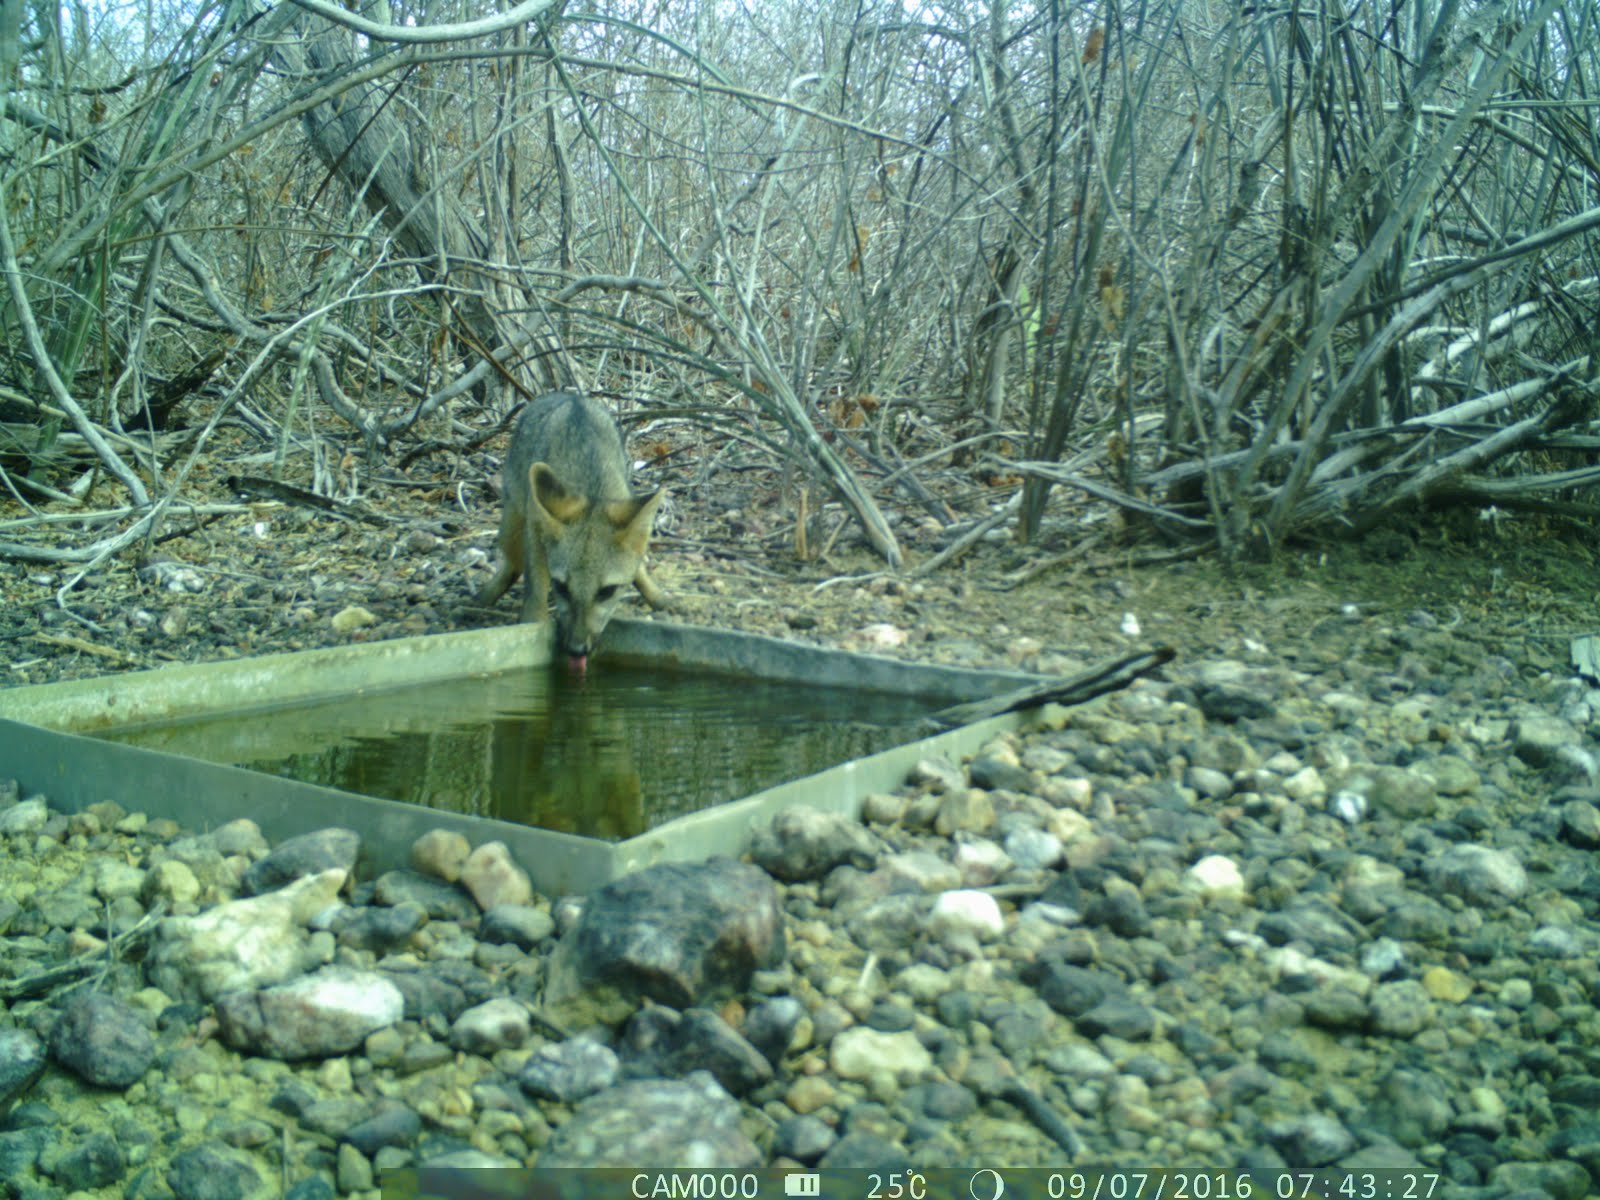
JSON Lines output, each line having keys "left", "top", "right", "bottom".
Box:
{"left": 567, "top": 653, "right": 588, "bottom": 676}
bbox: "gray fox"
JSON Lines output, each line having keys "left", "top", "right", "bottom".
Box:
{"left": 477, "top": 392, "right": 668, "bottom": 671}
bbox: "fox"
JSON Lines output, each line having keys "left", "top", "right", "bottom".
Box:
{"left": 477, "top": 391, "right": 668, "bottom": 672}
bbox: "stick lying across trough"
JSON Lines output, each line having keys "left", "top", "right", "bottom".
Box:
{"left": 920, "top": 645, "right": 1176, "bottom": 732}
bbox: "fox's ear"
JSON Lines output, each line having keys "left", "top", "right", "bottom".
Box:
{"left": 608, "top": 489, "right": 664, "bottom": 555}
{"left": 529, "top": 463, "right": 587, "bottom": 528}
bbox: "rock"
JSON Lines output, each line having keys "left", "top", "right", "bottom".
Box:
{"left": 1083, "top": 879, "right": 1149, "bottom": 937}
{"left": 860, "top": 792, "right": 908, "bottom": 824}
{"left": 519, "top": 1037, "right": 620, "bottom": 1102}
{"left": 1192, "top": 662, "right": 1277, "bottom": 721}
{"left": 1372, "top": 1069, "right": 1453, "bottom": 1148}
{"left": 1488, "top": 1161, "right": 1591, "bottom": 1200}
{"left": 1031, "top": 962, "right": 1125, "bottom": 1019}
{"left": 935, "top": 788, "right": 995, "bottom": 835}
{"left": 480, "top": 903, "right": 555, "bottom": 949}
{"left": 331, "top": 901, "right": 425, "bottom": 953}
{"left": 1356, "top": 947, "right": 1408, "bottom": 979}
{"left": 1302, "top": 988, "right": 1368, "bottom": 1031}
{"left": 774, "top": 1114, "right": 836, "bottom": 1162}
{"left": 1363, "top": 766, "right": 1438, "bottom": 819}
{"left": 342, "top": 1106, "right": 421, "bottom": 1158}
{"left": 411, "top": 829, "right": 472, "bottom": 881}
{"left": 416, "top": 1149, "right": 521, "bottom": 1168}
{"left": 92, "top": 858, "right": 145, "bottom": 902}
{"left": 214, "top": 967, "right": 404, "bottom": 1060}
{"left": 786, "top": 1075, "right": 836, "bottom": 1115}
{"left": 538, "top": 1072, "right": 761, "bottom": 1166}
{"left": 240, "top": 828, "right": 359, "bottom": 896}
{"left": 48, "top": 991, "right": 155, "bottom": 1088}
{"left": 1420, "top": 964, "right": 1473, "bottom": 1002}
{"left": 1424, "top": 843, "right": 1528, "bottom": 905}
{"left": 336, "top": 1142, "right": 373, "bottom": 1193}
{"left": 142, "top": 859, "right": 201, "bottom": 906}
{"left": 1003, "top": 827, "right": 1062, "bottom": 870}
{"left": 0, "top": 797, "right": 49, "bottom": 835}
{"left": 165, "top": 1143, "right": 263, "bottom": 1200}
{"left": 1258, "top": 896, "right": 1362, "bottom": 954}
{"left": 1415, "top": 755, "right": 1479, "bottom": 796}
{"left": 1074, "top": 997, "right": 1156, "bottom": 1040}
{"left": 1186, "top": 854, "right": 1245, "bottom": 899}
{"left": 544, "top": 859, "right": 785, "bottom": 1026}
{"left": 1369, "top": 980, "right": 1435, "bottom": 1037}
{"left": 372, "top": 869, "right": 480, "bottom": 921}
{"left": 952, "top": 838, "right": 1012, "bottom": 885}
{"left": 819, "top": 1131, "right": 912, "bottom": 1167}
{"left": 1328, "top": 791, "right": 1367, "bottom": 823}
{"left": 880, "top": 850, "right": 962, "bottom": 892}
{"left": 331, "top": 605, "right": 377, "bottom": 633}
{"left": 449, "top": 996, "right": 531, "bottom": 1055}
{"left": 1559, "top": 799, "right": 1600, "bottom": 849}
{"left": 1264, "top": 1113, "right": 1356, "bottom": 1165}
{"left": 969, "top": 755, "right": 1030, "bottom": 791}
{"left": 460, "top": 841, "right": 533, "bottom": 911}
{"left": 379, "top": 959, "right": 496, "bottom": 1023}
{"left": 829, "top": 1027, "right": 933, "bottom": 1081}
{"left": 0, "top": 1028, "right": 47, "bottom": 1120}
{"left": 1379, "top": 893, "right": 1452, "bottom": 944}
{"left": 147, "top": 868, "right": 346, "bottom": 1004}
{"left": 619, "top": 1006, "right": 773, "bottom": 1095}
{"left": 743, "top": 995, "right": 809, "bottom": 1063}
{"left": 1513, "top": 716, "right": 1581, "bottom": 766}
{"left": 1187, "top": 766, "right": 1233, "bottom": 799}
{"left": 910, "top": 757, "right": 964, "bottom": 793}
{"left": 930, "top": 889, "right": 1004, "bottom": 940}
{"left": 748, "top": 808, "right": 881, "bottom": 881}
{"left": 1281, "top": 765, "right": 1325, "bottom": 801}
{"left": 48, "top": 1129, "right": 124, "bottom": 1190}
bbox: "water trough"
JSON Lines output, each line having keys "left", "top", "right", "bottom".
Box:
{"left": 0, "top": 620, "right": 1049, "bottom": 896}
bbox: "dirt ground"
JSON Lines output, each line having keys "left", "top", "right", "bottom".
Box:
{"left": 1, "top": 430, "right": 1595, "bottom": 694}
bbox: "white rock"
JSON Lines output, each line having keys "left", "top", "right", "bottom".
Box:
{"left": 1046, "top": 808, "right": 1093, "bottom": 843}
{"left": 0, "top": 798, "right": 49, "bottom": 835}
{"left": 1281, "top": 766, "right": 1326, "bottom": 801}
{"left": 1186, "top": 855, "right": 1246, "bottom": 900}
{"left": 951, "top": 839, "right": 1011, "bottom": 886}
{"left": 893, "top": 964, "right": 953, "bottom": 1003}
{"left": 1329, "top": 791, "right": 1367, "bottom": 824}
{"left": 214, "top": 967, "right": 403, "bottom": 1060}
{"left": 1004, "top": 827, "right": 1063, "bottom": 870}
{"left": 147, "top": 868, "right": 346, "bottom": 1004}
{"left": 930, "top": 889, "right": 1004, "bottom": 940}
{"left": 1268, "top": 946, "right": 1372, "bottom": 996}
{"left": 450, "top": 997, "right": 532, "bottom": 1054}
{"left": 829, "top": 1027, "right": 932, "bottom": 1081}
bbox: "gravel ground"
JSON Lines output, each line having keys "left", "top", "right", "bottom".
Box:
{"left": 2, "top": 497, "right": 1599, "bottom": 1198}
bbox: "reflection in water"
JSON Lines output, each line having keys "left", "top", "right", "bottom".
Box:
{"left": 100, "top": 665, "right": 935, "bottom": 840}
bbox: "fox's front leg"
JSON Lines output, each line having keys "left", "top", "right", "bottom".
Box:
{"left": 477, "top": 510, "right": 523, "bottom": 607}
{"left": 521, "top": 530, "right": 552, "bottom": 624}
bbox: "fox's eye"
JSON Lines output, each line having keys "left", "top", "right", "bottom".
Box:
{"left": 551, "top": 580, "right": 571, "bottom": 601}
{"left": 596, "top": 585, "right": 619, "bottom": 603}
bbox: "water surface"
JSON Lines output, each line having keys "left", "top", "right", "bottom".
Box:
{"left": 100, "top": 664, "right": 936, "bottom": 840}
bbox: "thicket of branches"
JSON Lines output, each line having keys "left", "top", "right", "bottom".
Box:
{"left": 2, "top": 0, "right": 1597, "bottom": 581}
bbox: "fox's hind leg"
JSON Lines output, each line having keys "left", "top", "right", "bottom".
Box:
{"left": 632, "top": 563, "right": 674, "bottom": 611}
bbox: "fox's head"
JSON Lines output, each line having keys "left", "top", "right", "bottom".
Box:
{"left": 529, "top": 463, "right": 664, "bottom": 671}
